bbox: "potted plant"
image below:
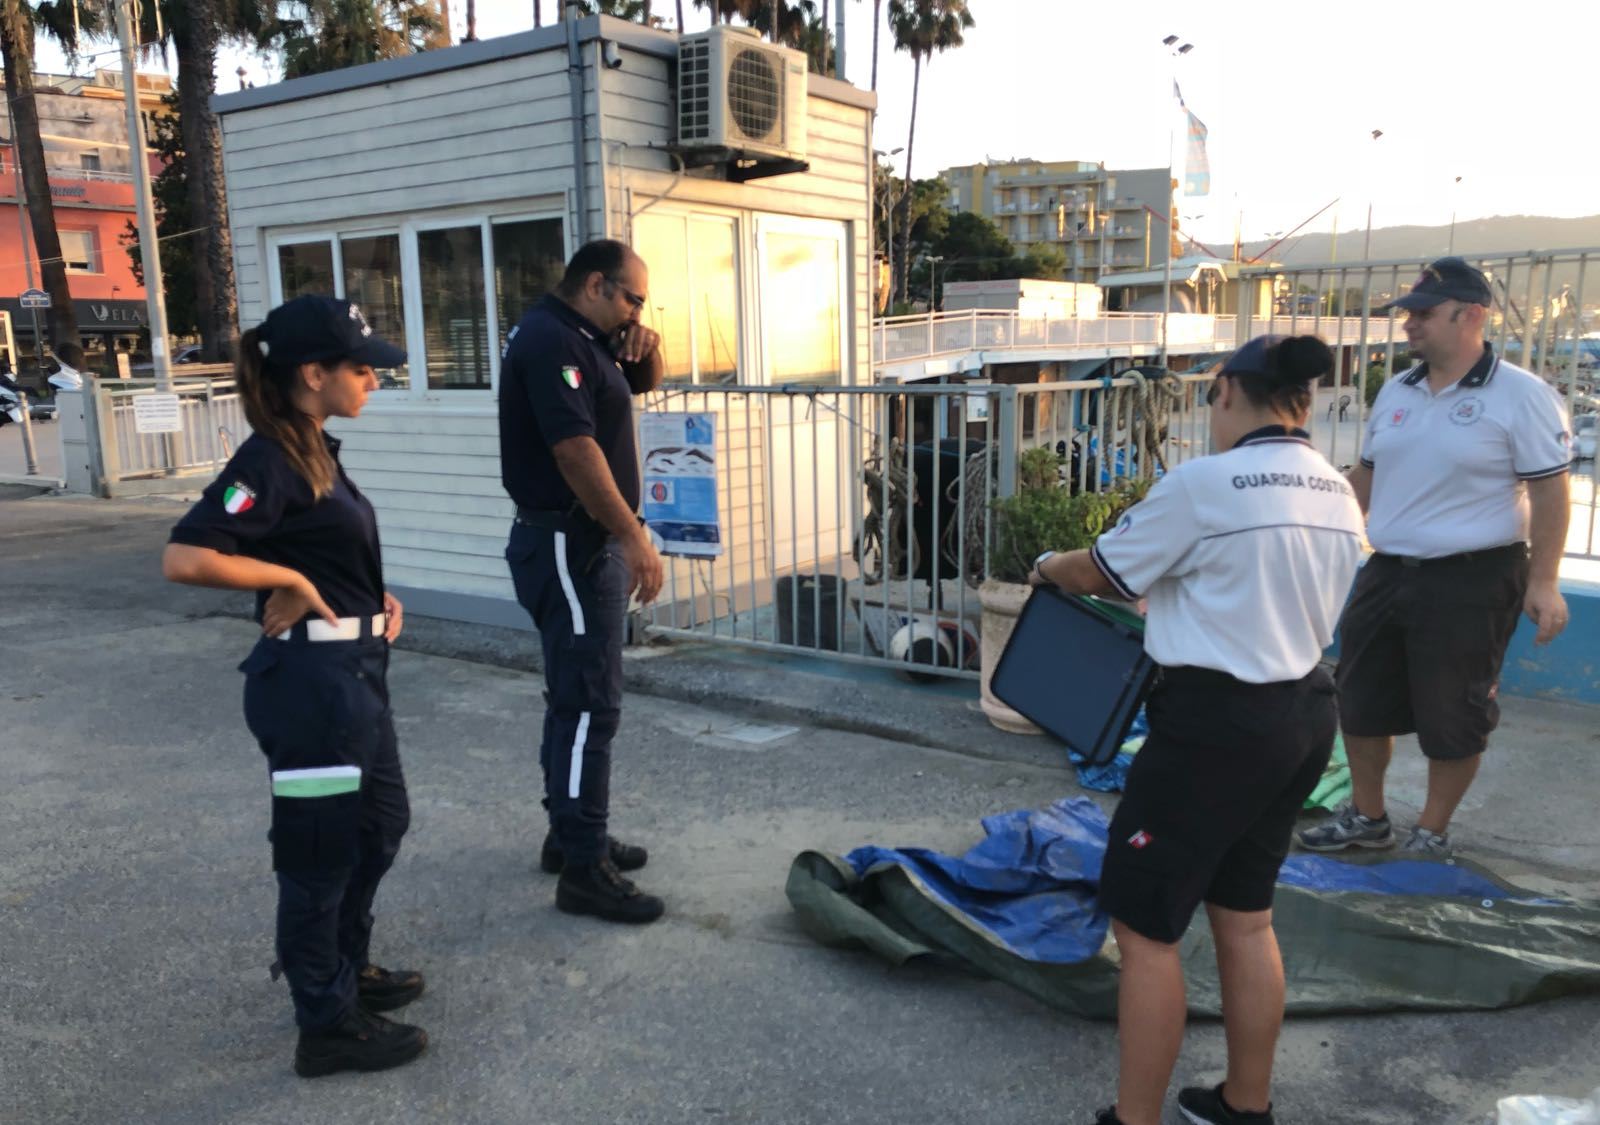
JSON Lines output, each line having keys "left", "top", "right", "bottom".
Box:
{"left": 978, "top": 447, "right": 1150, "bottom": 733}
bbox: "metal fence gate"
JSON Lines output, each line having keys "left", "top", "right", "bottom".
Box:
{"left": 67, "top": 371, "right": 248, "bottom": 498}
{"left": 636, "top": 373, "right": 1213, "bottom": 679}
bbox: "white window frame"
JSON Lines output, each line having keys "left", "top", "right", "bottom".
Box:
{"left": 630, "top": 205, "right": 744, "bottom": 386}
{"left": 753, "top": 213, "right": 851, "bottom": 388}
{"left": 59, "top": 228, "right": 98, "bottom": 273}
{"left": 265, "top": 205, "right": 567, "bottom": 404}
{"left": 487, "top": 209, "right": 573, "bottom": 387}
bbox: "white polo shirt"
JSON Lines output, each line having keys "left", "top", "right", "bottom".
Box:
{"left": 1361, "top": 345, "right": 1571, "bottom": 558}
{"left": 1091, "top": 427, "right": 1365, "bottom": 684}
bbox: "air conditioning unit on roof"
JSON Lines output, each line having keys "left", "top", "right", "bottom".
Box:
{"left": 677, "top": 25, "right": 807, "bottom": 163}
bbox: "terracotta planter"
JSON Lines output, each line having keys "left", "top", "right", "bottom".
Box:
{"left": 978, "top": 578, "right": 1043, "bottom": 735}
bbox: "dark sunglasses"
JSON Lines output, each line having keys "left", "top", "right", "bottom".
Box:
{"left": 1405, "top": 301, "right": 1464, "bottom": 322}
{"left": 1205, "top": 374, "right": 1227, "bottom": 406}
{"left": 605, "top": 276, "right": 647, "bottom": 310}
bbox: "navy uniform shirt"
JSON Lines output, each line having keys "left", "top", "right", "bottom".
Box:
{"left": 169, "top": 432, "right": 384, "bottom": 621}
{"left": 499, "top": 294, "right": 641, "bottom": 514}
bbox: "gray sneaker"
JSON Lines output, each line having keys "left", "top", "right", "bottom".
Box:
{"left": 1296, "top": 804, "right": 1395, "bottom": 852}
{"left": 1400, "top": 827, "right": 1452, "bottom": 857}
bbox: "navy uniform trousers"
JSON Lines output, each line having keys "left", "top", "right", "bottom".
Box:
{"left": 506, "top": 515, "right": 628, "bottom": 866}
{"left": 239, "top": 634, "right": 409, "bottom": 1030}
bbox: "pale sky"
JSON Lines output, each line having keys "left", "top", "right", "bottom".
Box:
{"left": 35, "top": 0, "right": 1597, "bottom": 247}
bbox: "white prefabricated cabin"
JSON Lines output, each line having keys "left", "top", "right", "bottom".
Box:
{"left": 212, "top": 14, "right": 875, "bottom": 626}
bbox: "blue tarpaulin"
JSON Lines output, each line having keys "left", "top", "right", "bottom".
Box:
{"left": 788, "top": 798, "right": 1600, "bottom": 1018}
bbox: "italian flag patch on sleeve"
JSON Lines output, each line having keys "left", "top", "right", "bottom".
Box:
{"left": 223, "top": 482, "right": 256, "bottom": 515}
{"left": 561, "top": 366, "right": 582, "bottom": 389}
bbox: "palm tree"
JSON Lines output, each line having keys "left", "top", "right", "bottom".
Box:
{"left": 869, "top": 0, "right": 880, "bottom": 89}
{"left": 691, "top": 0, "right": 759, "bottom": 25}
{"left": 572, "top": 0, "right": 654, "bottom": 18}
{"left": 138, "top": 0, "right": 273, "bottom": 362}
{"left": 0, "top": 0, "right": 88, "bottom": 359}
{"left": 886, "top": 0, "right": 971, "bottom": 303}
{"left": 267, "top": 0, "right": 444, "bottom": 78}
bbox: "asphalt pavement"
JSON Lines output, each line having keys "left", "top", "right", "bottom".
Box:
{"left": 3, "top": 489, "right": 1598, "bottom": 1125}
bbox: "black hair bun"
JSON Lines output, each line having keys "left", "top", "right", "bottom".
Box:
{"left": 1273, "top": 335, "right": 1333, "bottom": 383}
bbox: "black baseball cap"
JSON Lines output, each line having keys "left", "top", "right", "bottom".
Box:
{"left": 257, "top": 294, "right": 406, "bottom": 369}
{"left": 1382, "top": 256, "right": 1493, "bottom": 312}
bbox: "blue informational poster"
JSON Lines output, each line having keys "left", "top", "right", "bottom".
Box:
{"left": 640, "top": 411, "right": 722, "bottom": 558}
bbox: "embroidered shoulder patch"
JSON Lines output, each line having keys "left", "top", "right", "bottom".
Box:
{"left": 561, "top": 366, "right": 582, "bottom": 389}
{"left": 222, "top": 482, "right": 256, "bottom": 515}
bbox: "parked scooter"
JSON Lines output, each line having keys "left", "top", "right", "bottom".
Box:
{"left": 0, "top": 370, "right": 24, "bottom": 427}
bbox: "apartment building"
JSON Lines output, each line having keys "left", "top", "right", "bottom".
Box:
{"left": 0, "top": 68, "right": 170, "bottom": 364}
{"left": 940, "top": 159, "right": 1173, "bottom": 284}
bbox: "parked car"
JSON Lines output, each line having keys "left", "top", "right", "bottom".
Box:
{"left": 130, "top": 343, "right": 206, "bottom": 374}
{"left": 1574, "top": 413, "right": 1596, "bottom": 461}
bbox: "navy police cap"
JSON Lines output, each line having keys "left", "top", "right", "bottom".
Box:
{"left": 258, "top": 294, "right": 406, "bottom": 369}
{"left": 1220, "top": 333, "right": 1284, "bottom": 377}
{"left": 1381, "top": 256, "right": 1493, "bottom": 312}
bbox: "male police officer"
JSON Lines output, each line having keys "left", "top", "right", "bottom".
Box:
{"left": 500, "top": 240, "right": 666, "bottom": 923}
{"left": 1299, "top": 257, "right": 1572, "bottom": 858}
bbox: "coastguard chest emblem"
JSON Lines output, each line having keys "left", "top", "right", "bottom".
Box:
{"left": 1449, "top": 396, "right": 1486, "bottom": 426}
{"left": 1388, "top": 408, "right": 1409, "bottom": 427}
{"left": 222, "top": 482, "right": 256, "bottom": 515}
{"left": 561, "top": 366, "right": 582, "bottom": 389}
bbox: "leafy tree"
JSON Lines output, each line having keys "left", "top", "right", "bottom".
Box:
{"left": 570, "top": 0, "right": 655, "bottom": 19}
{"left": 691, "top": 0, "right": 760, "bottom": 23}
{"left": 748, "top": 0, "right": 833, "bottom": 72}
{"left": 263, "top": 0, "right": 444, "bottom": 77}
{"left": 128, "top": 0, "right": 272, "bottom": 361}
{"left": 931, "top": 210, "right": 1011, "bottom": 281}
{"left": 121, "top": 90, "right": 197, "bottom": 337}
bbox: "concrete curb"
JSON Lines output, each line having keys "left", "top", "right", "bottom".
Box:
{"left": 198, "top": 601, "right": 1076, "bottom": 775}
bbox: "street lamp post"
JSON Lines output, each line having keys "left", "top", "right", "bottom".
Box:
{"left": 1448, "top": 175, "right": 1463, "bottom": 254}
{"left": 1362, "top": 128, "right": 1383, "bottom": 261}
{"left": 1160, "top": 34, "right": 1193, "bottom": 370}
{"left": 874, "top": 146, "right": 903, "bottom": 313}
{"left": 116, "top": 0, "right": 173, "bottom": 391}
{"left": 927, "top": 254, "right": 944, "bottom": 311}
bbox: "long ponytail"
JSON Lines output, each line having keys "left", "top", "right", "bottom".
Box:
{"left": 235, "top": 327, "right": 336, "bottom": 498}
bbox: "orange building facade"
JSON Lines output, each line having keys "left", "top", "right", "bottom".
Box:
{"left": 0, "top": 68, "right": 172, "bottom": 365}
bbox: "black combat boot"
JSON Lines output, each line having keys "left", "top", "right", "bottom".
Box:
{"left": 356, "top": 963, "right": 425, "bottom": 1012}
{"left": 539, "top": 831, "right": 648, "bottom": 875}
{"left": 293, "top": 1008, "right": 428, "bottom": 1078}
{"left": 555, "top": 855, "right": 665, "bottom": 924}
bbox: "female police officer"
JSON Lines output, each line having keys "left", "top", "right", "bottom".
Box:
{"left": 1031, "top": 336, "right": 1365, "bottom": 1125}
{"left": 162, "top": 295, "right": 426, "bottom": 1078}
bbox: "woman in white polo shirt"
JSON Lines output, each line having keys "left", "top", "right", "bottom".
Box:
{"left": 1032, "top": 335, "right": 1365, "bottom": 1125}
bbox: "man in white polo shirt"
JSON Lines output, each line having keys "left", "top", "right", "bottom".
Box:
{"left": 1298, "top": 257, "right": 1572, "bottom": 858}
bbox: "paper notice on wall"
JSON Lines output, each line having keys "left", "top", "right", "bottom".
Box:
{"left": 640, "top": 411, "right": 721, "bottom": 558}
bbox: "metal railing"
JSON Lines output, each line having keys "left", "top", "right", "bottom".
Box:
{"left": 634, "top": 374, "right": 1205, "bottom": 678}
{"left": 1013, "top": 371, "right": 1215, "bottom": 491}
{"left": 873, "top": 309, "right": 1239, "bottom": 366}
{"left": 53, "top": 168, "right": 134, "bottom": 185}
{"left": 84, "top": 372, "right": 247, "bottom": 497}
{"left": 1239, "top": 246, "right": 1600, "bottom": 560}
{"left": 635, "top": 382, "right": 1008, "bottom": 680}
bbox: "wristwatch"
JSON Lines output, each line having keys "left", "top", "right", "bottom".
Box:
{"left": 1033, "top": 550, "right": 1056, "bottom": 580}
